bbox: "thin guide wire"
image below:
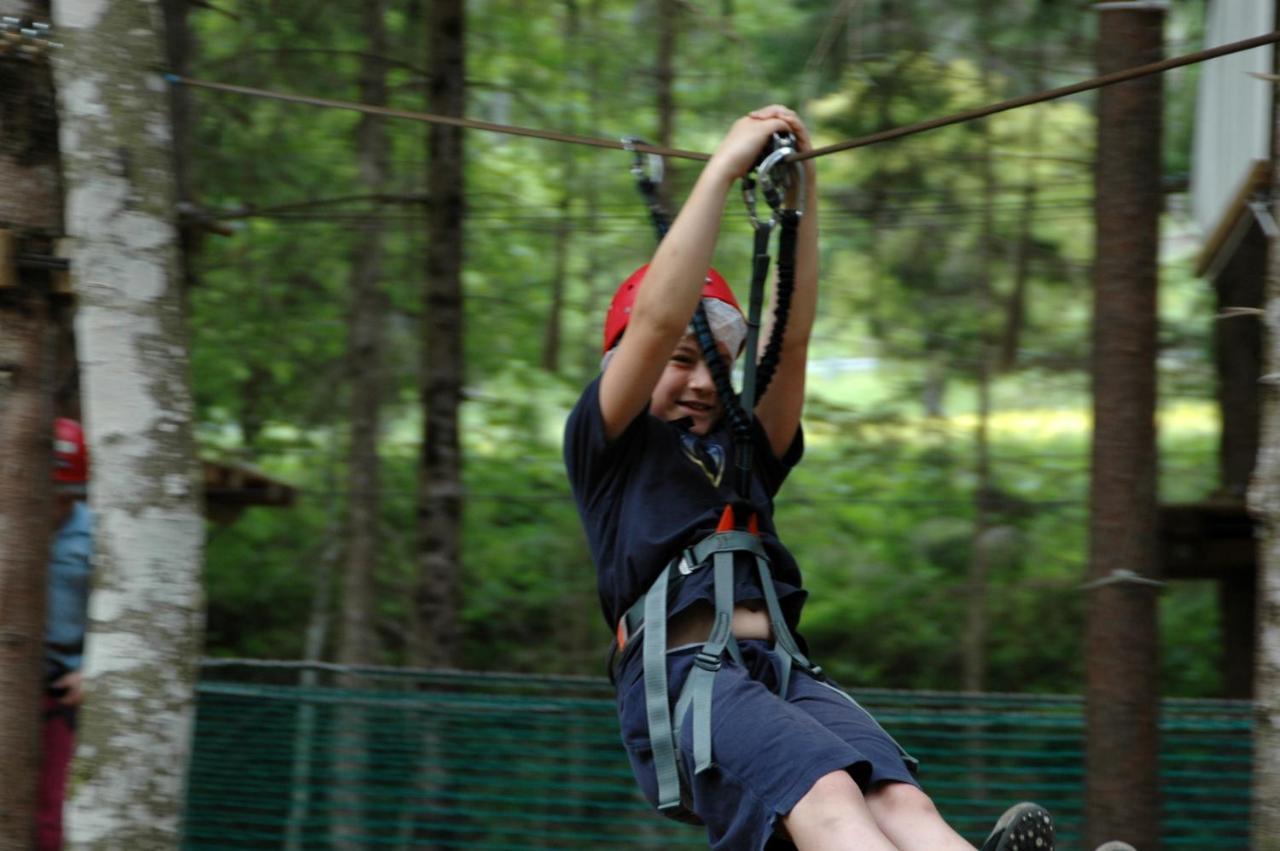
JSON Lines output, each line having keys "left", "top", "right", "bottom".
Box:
{"left": 168, "top": 30, "right": 1280, "bottom": 163}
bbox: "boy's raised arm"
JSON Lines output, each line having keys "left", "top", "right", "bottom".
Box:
{"left": 598, "top": 110, "right": 795, "bottom": 441}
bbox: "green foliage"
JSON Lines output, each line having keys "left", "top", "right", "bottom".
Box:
{"left": 184, "top": 1, "right": 1226, "bottom": 699}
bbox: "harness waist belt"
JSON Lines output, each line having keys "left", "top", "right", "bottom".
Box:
{"left": 617, "top": 531, "right": 768, "bottom": 650}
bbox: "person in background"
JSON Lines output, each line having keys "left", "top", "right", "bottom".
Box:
{"left": 36, "top": 417, "right": 93, "bottom": 851}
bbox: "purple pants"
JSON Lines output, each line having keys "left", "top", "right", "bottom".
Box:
{"left": 36, "top": 696, "right": 76, "bottom": 851}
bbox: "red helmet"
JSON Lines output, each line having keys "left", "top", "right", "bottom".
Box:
{"left": 602, "top": 264, "right": 741, "bottom": 354}
{"left": 53, "top": 418, "right": 88, "bottom": 486}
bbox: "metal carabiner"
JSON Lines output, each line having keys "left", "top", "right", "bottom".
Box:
{"left": 757, "top": 133, "right": 806, "bottom": 218}
{"left": 622, "top": 136, "right": 665, "bottom": 188}
{"left": 741, "top": 173, "right": 769, "bottom": 231}
{"left": 742, "top": 132, "right": 805, "bottom": 229}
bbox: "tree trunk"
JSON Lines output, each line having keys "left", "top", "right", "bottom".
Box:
{"left": 654, "top": 0, "right": 678, "bottom": 209}
{"left": 1000, "top": 1, "right": 1047, "bottom": 374}
{"left": 963, "top": 368, "right": 992, "bottom": 693}
{"left": 1085, "top": 6, "right": 1164, "bottom": 849}
{"left": 962, "top": 8, "right": 997, "bottom": 695}
{"left": 412, "top": 0, "right": 465, "bottom": 669}
{"left": 331, "top": 5, "right": 390, "bottom": 846}
{"left": 0, "top": 1, "right": 60, "bottom": 233}
{"left": 1247, "top": 5, "right": 1280, "bottom": 840}
{"left": 338, "top": 0, "right": 389, "bottom": 673}
{"left": 0, "top": 296, "right": 56, "bottom": 851}
{"left": 0, "top": 1, "right": 62, "bottom": 845}
{"left": 578, "top": 0, "right": 605, "bottom": 377}
{"left": 541, "top": 2, "right": 578, "bottom": 375}
{"left": 1253, "top": 252, "right": 1280, "bottom": 848}
{"left": 999, "top": 181, "right": 1037, "bottom": 372}
{"left": 53, "top": 2, "right": 206, "bottom": 846}
{"left": 161, "top": 0, "right": 198, "bottom": 291}
{"left": 0, "top": 286, "right": 54, "bottom": 851}
{"left": 284, "top": 460, "right": 340, "bottom": 851}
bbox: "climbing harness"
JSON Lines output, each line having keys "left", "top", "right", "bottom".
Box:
{"left": 616, "top": 133, "right": 840, "bottom": 823}
{"left": 620, "top": 522, "right": 825, "bottom": 821}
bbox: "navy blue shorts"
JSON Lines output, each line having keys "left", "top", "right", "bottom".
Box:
{"left": 617, "top": 639, "right": 920, "bottom": 850}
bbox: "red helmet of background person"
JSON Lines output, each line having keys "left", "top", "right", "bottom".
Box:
{"left": 53, "top": 418, "right": 88, "bottom": 485}
{"left": 602, "top": 264, "right": 742, "bottom": 353}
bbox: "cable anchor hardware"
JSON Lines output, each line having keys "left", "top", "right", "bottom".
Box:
{"left": 1079, "top": 569, "right": 1166, "bottom": 591}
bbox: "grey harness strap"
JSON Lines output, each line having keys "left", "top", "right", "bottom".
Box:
{"left": 642, "top": 562, "right": 681, "bottom": 814}
{"left": 635, "top": 529, "right": 818, "bottom": 820}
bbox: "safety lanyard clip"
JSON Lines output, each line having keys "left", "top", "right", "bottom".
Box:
{"left": 757, "top": 133, "right": 805, "bottom": 217}
{"left": 742, "top": 132, "right": 805, "bottom": 229}
{"left": 622, "top": 136, "right": 665, "bottom": 188}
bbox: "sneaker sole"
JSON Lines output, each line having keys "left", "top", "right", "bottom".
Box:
{"left": 994, "top": 804, "right": 1054, "bottom": 851}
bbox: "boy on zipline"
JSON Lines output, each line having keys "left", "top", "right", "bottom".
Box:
{"left": 564, "top": 105, "right": 1057, "bottom": 851}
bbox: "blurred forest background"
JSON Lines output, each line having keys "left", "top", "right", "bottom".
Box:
{"left": 184, "top": 1, "right": 1221, "bottom": 696}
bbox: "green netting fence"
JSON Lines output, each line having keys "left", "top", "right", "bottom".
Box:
{"left": 185, "top": 661, "right": 1253, "bottom": 850}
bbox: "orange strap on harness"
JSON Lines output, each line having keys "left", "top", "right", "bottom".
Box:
{"left": 716, "top": 503, "right": 758, "bottom": 535}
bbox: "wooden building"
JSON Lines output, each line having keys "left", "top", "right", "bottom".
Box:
{"left": 202, "top": 459, "right": 295, "bottom": 526}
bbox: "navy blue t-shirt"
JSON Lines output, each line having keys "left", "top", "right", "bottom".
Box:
{"left": 564, "top": 376, "right": 808, "bottom": 634}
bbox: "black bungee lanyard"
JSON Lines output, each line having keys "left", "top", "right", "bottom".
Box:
{"left": 625, "top": 133, "right": 804, "bottom": 520}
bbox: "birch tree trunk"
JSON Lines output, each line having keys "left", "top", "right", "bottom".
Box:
{"left": 0, "top": 1, "right": 62, "bottom": 845}
{"left": 1085, "top": 5, "right": 1164, "bottom": 848}
{"left": 1253, "top": 277, "right": 1280, "bottom": 848}
{"left": 412, "top": 0, "right": 465, "bottom": 669}
{"left": 52, "top": 2, "right": 206, "bottom": 846}
{"left": 1248, "top": 21, "right": 1280, "bottom": 845}
{"left": 1252, "top": 214, "right": 1280, "bottom": 849}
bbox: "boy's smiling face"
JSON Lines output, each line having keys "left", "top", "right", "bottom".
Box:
{"left": 648, "top": 335, "right": 731, "bottom": 436}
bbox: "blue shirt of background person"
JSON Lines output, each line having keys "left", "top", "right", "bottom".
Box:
{"left": 45, "top": 499, "right": 93, "bottom": 683}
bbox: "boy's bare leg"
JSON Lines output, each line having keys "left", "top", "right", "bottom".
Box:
{"left": 865, "top": 782, "right": 976, "bottom": 850}
{"left": 782, "top": 771, "right": 901, "bottom": 851}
